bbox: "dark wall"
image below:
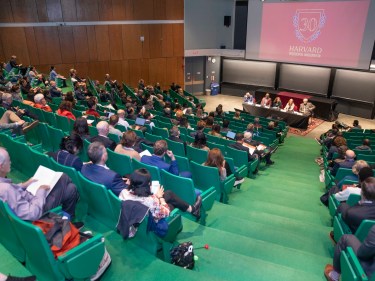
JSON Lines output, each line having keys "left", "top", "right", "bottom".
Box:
{"left": 233, "top": 1, "right": 248, "bottom": 50}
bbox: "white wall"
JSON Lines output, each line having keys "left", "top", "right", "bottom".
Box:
{"left": 185, "top": 0, "right": 235, "bottom": 50}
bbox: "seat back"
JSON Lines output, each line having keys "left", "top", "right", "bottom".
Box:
{"left": 225, "top": 146, "right": 249, "bottom": 168}
{"left": 0, "top": 201, "right": 26, "bottom": 262}
{"left": 152, "top": 126, "right": 169, "bottom": 138}
{"left": 340, "top": 247, "right": 369, "bottom": 281}
{"left": 30, "top": 147, "right": 53, "bottom": 170}
{"left": 132, "top": 158, "right": 161, "bottom": 181}
{"left": 9, "top": 140, "right": 36, "bottom": 177}
{"left": 160, "top": 170, "right": 196, "bottom": 205}
{"left": 78, "top": 173, "right": 118, "bottom": 229}
{"left": 106, "top": 148, "right": 133, "bottom": 176}
{"left": 166, "top": 138, "right": 186, "bottom": 157}
{"left": 355, "top": 220, "right": 375, "bottom": 243}
{"left": 190, "top": 161, "right": 221, "bottom": 198}
{"left": 186, "top": 145, "right": 209, "bottom": 164}
{"left": 55, "top": 114, "right": 72, "bottom": 133}
{"left": 5, "top": 203, "right": 65, "bottom": 281}
{"left": 144, "top": 132, "right": 162, "bottom": 143}
{"left": 335, "top": 168, "right": 354, "bottom": 183}
{"left": 42, "top": 110, "right": 57, "bottom": 127}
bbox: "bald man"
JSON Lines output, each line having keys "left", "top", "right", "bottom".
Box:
{"left": 330, "top": 150, "right": 356, "bottom": 177}
{"left": 0, "top": 147, "right": 79, "bottom": 220}
{"left": 88, "top": 121, "right": 117, "bottom": 150}
{"left": 299, "top": 98, "right": 316, "bottom": 116}
{"left": 117, "top": 109, "right": 130, "bottom": 130}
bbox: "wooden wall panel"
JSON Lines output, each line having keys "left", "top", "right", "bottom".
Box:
{"left": 0, "top": 0, "right": 14, "bottom": 23}
{"left": 34, "top": 27, "right": 62, "bottom": 65}
{"left": 149, "top": 25, "right": 163, "bottom": 59}
{"left": 121, "top": 60, "right": 130, "bottom": 84}
{"left": 128, "top": 59, "right": 142, "bottom": 87}
{"left": 76, "top": 0, "right": 99, "bottom": 21}
{"left": 166, "top": 57, "right": 178, "bottom": 87}
{"left": 46, "top": 0, "right": 63, "bottom": 22}
{"left": 111, "top": 0, "right": 126, "bottom": 20}
{"left": 133, "top": 0, "right": 154, "bottom": 20}
{"left": 51, "top": 64, "right": 72, "bottom": 78}
{"left": 24, "top": 28, "right": 40, "bottom": 65}
{"left": 61, "top": 0, "right": 77, "bottom": 21}
{"left": 161, "top": 24, "right": 174, "bottom": 58}
{"left": 154, "top": 0, "right": 166, "bottom": 20}
{"left": 98, "top": 0, "right": 113, "bottom": 21}
{"left": 165, "top": 0, "right": 184, "bottom": 20}
{"left": 74, "top": 62, "right": 89, "bottom": 79}
{"left": 141, "top": 25, "right": 150, "bottom": 59}
{"left": 122, "top": 25, "right": 142, "bottom": 59}
{"left": 86, "top": 26, "right": 98, "bottom": 61}
{"left": 140, "top": 59, "right": 150, "bottom": 85}
{"left": 58, "top": 26, "right": 76, "bottom": 64}
{"left": 95, "top": 26, "right": 110, "bottom": 62}
{"left": 108, "top": 60, "right": 123, "bottom": 83}
{"left": 172, "top": 24, "right": 184, "bottom": 57}
{"left": 0, "top": 27, "right": 30, "bottom": 65}
{"left": 108, "top": 25, "right": 123, "bottom": 61}
{"left": 72, "top": 26, "right": 89, "bottom": 63}
{"left": 124, "top": 0, "right": 134, "bottom": 20}
{"left": 149, "top": 58, "right": 166, "bottom": 86}
{"left": 35, "top": 0, "right": 49, "bottom": 22}
{"left": 88, "top": 61, "right": 109, "bottom": 81}
{"left": 0, "top": 40, "right": 5, "bottom": 63}
{"left": 10, "top": 0, "right": 38, "bottom": 22}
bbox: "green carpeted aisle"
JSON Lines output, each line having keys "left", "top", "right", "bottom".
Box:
{"left": 93, "top": 135, "right": 332, "bottom": 281}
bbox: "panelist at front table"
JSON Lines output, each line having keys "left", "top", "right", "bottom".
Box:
{"left": 284, "top": 99, "right": 296, "bottom": 112}
{"left": 260, "top": 93, "right": 272, "bottom": 107}
{"left": 272, "top": 97, "right": 283, "bottom": 109}
{"left": 243, "top": 92, "right": 255, "bottom": 104}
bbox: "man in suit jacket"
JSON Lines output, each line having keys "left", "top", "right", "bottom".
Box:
{"left": 81, "top": 142, "right": 128, "bottom": 196}
{"left": 337, "top": 177, "right": 375, "bottom": 234}
{"left": 330, "top": 150, "right": 356, "bottom": 177}
{"left": 243, "top": 132, "right": 274, "bottom": 165}
{"left": 88, "top": 121, "right": 117, "bottom": 151}
{"left": 228, "top": 133, "right": 260, "bottom": 163}
{"left": 324, "top": 224, "right": 375, "bottom": 281}
{"left": 49, "top": 81, "right": 62, "bottom": 97}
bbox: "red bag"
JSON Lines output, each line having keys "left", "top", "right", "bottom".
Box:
{"left": 33, "top": 212, "right": 80, "bottom": 258}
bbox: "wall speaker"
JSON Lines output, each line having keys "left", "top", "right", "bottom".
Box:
{"left": 224, "top": 16, "right": 231, "bottom": 27}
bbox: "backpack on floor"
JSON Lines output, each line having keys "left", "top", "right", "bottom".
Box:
{"left": 170, "top": 241, "right": 195, "bottom": 269}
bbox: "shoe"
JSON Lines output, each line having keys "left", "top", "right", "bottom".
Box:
{"left": 192, "top": 196, "right": 202, "bottom": 220}
{"left": 6, "top": 276, "right": 36, "bottom": 281}
{"left": 329, "top": 231, "right": 337, "bottom": 245}
{"left": 91, "top": 248, "right": 112, "bottom": 281}
{"left": 234, "top": 178, "right": 245, "bottom": 186}
{"left": 324, "top": 264, "right": 339, "bottom": 281}
{"left": 22, "top": 120, "right": 39, "bottom": 134}
{"left": 266, "top": 160, "right": 274, "bottom": 166}
{"left": 72, "top": 221, "right": 84, "bottom": 230}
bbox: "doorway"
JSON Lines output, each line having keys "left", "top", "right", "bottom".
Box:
{"left": 185, "top": 56, "right": 205, "bottom": 95}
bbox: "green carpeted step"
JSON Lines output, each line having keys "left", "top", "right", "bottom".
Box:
{"left": 207, "top": 215, "right": 332, "bottom": 257}
{"left": 0, "top": 244, "right": 33, "bottom": 278}
{"left": 179, "top": 218, "right": 331, "bottom": 276}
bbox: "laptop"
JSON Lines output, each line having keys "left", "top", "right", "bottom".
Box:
{"left": 135, "top": 117, "right": 146, "bottom": 126}
{"left": 226, "top": 131, "right": 236, "bottom": 140}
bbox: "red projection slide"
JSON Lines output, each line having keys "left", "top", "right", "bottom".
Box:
{"left": 259, "top": 1, "right": 370, "bottom": 68}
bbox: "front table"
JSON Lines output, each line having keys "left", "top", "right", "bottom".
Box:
{"left": 242, "top": 103, "right": 309, "bottom": 129}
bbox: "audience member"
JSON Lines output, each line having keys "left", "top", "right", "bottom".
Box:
{"left": 57, "top": 100, "right": 76, "bottom": 120}
{"left": 229, "top": 133, "right": 259, "bottom": 163}
{"left": 115, "top": 130, "right": 141, "bottom": 161}
{"left": 117, "top": 109, "right": 130, "bottom": 130}
{"left": 72, "top": 117, "right": 90, "bottom": 140}
{"left": 48, "top": 134, "right": 83, "bottom": 171}
{"left": 330, "top": 150, "right": 356, "bottom": 177}
{"left": 191, "top": 131, "right": 210, "bottom": 151}
{"left": 88, "top": 121, "right": 117, "bottom": 150}
{"left": 33, "top": 93, "right": 52, "bottom": 112}
{"left": 85, "top": 97, "right": 100, "bottom": 118}
{"left": 209, "top": 124, "right": 223, "bottom": 138}
{"left": 355, "top": 139, "right": 372, "bottom": 152}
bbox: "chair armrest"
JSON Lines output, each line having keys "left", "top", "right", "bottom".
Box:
{"left": 57, "top": 234, "right": 105, "bottom": 279}
{"left": 334, "top": 214, "right": 352, "bottom": 242}
{"left": 355, "top": 220, "right": 375, "bottom": 243}
{"left": 201, "top": 186, "right": 216, "bottom": 212}
{"left": 328, "top": 195, "right": 339, "bottom": 217}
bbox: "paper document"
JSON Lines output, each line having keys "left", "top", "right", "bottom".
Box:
{"left": 139, "top": 149, "right": 152, "bottom": 158}
{"left": 257, "top": 144, "right": 267, "bottom": 151}
{"left": 151, "top": 181, "right": 160, "bottom": 194}
{"left": 27, "top": 166, "right": 63, "bottom": 196}
{"left": 248, "top": 147, "right": 256, "bottom": 155}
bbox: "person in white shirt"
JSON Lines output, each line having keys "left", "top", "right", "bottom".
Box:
{"left": 117, "top": 109, "right": 130, "bottom": 130}
{"left": 108, "top": 115, "right": 123, "bottom": 139}
{"left": 284, "top": 99, "right": 295, "bottom": 112}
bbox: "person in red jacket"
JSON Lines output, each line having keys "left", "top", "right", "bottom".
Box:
{"left": 85, "top": 97, "right": 100, "bottom": 118}
{"left": 57, "top": 101, "right": 76, "bottom": 120}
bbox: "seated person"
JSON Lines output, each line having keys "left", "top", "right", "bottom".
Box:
{"left": 327, "top": 136, "right": 347, "bottom": 161}
{"left": 108, "top": 115, "right": 123, "bottom": 138}
{"left": 169, "top": 126, "right": 185, "bottom": 144}
{"left": 205, "top": 116, "right": 214, "bottom": 128}
{"left": 73, "top": 81, "right": 86, "bottom": 101}
{"left": 88, "top": 121, "right": 117, "bottom": 151}
{"left": 233, "top": 111, "right": 242, "bottom": 120}
{"left": 243, "top": 132, "right": 274, "bottom": 165}
{"left": 334, "top": 166, "right": 373, "bottom": 202}
{"left": 273, "top": 97, "right": 282, "bottom": 108}
{"left": 267, "top": 121, "right": 282, "bottom": 141}
{"left": 209, "top": 124, "right": 223, "bottom": 138}
{"left": 0, "top": 147, "right": 79, "bottom": 220}
{"left": 284, "top": 99, "right": 295, "bottom": 112}
{"left": 126, "top": 107, "right": 137, "bottom": 120}
{"left": 141, "top": 140, "right": 191, "bottom": 178}
{"left": 85, "top": 97, "right": 100, "bottom": 118}
{"left": 117, "top": 109, "right": 130, "bottom": 130}
{"left": 119, "top": 169, "right": 202, "bottom": 220}
{"left": 64, "top": 91, "right": 76, "bottom": 107}
{"left": 49, "top": 81, "right": 63, "bottom": 97}
{"left": 221, "top": 119, "right": 230, "bottom": 133}
{"left": 299, "top": 98, "right": 315, "bottom": 116}
{"left": 190, "top": 120, "right": 206, "bottom": 138}
{"left": 57, "top": 101, "right": 76, "bottom": 120}
{"left": 324, "top": 225, "right": 375, "bottom": 281}
{"left": 228, "top": 133, "right": 259, "bottom": 163}
{"left": 330, "top": 150, "right": 356, "bottom": 177}
{"left": 355, "top": 139, "right": 372, "bottom": 152}
{"left": 33, "top": 93, "right": 52, "bottom": 112}
{"left": 143, "top": 111, "right": 155, "bottom": 129}
{"left": 243, "top": 92, "right": 255, "bottom": 104}
{"left": 191, "top": 131, "right": 210, "bottom": 151}
{"left": 214, "top": 105, "right": 224, "bottom": 118}
{"left": 49, "top": 65, "right": 66, "bottom": 84}
{"left": 336, "top": 160, "right": 369, "bottom": 189}
{"left": 336, "top": 177, "right": 375, "bottom": 233}
{"left": 72, "top": 117, "right": 90, "bottom": 140}
{"left": 81, "top": 142, "right": 128, "bottom": 196}
{"left": 178, "top": 117, "right": 191, "bottom": 129}
{"left": 260, "top": 93, "right": 271, "bottom": 107}
{"left": 203, "top": 148, "right": 244, "bottom": 186}
{"left": 115, "top": 131, "right": 141, "bottom": 161}
{"left": 348, "top": 120, "right": 362, "bottom": 131}
{"left": 48, "top": 134, "right": 83, "bottom": 172}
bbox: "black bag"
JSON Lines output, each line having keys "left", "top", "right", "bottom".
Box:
{"left": 170, "top": 242, "right": 195, "bottom": 269}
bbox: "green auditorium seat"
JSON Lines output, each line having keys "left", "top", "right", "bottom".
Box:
{"left": 357, "top": 154, "right": 375, "bottom": 163}
{"left": 106, "top": 148, "right": 133, "bottom": 176}
{"left": 335, "top": 168, "right": 354, "bottom": 183}
{"left": 47, "top": 125, "right": 66, "bottom": 152}
{"left": 226, "top": 146, "right": 258, "bottom": 178}
{"left": 42, "top": 110, "right": 57, "bottom": 127}
{"left": 132, "top": 158, "right": 161, "bottom": 182}
{"left": 5, "top": 202, "right": 105, "bottom": 281}
{"left": 152, "top": 126, "right": 169, "bottom": 139}
{"left": 108, "top": 132, "right": 121, "bottom": 143}
{"left": 186, "top": 145, "right": 209, "bottom": 164}
{"left": 0, "top": 201, "right": 26, "bottom": 262}
{"left": 130, "top": 128, "right": 144, "bottom": 138}
{"left": 145, "top": 132, "right": 162, "bottom": 143}
{"left": 55, "top": 114, "right": 72, "bottom": 133}
{"left": 340, "top": 247, "right": 369, "bottom": 281}
{"left": 190, "top": 161, "right": 235, "bottom": 204}
{"left": 166, "top": 138, "right": 185, "bottom": 157}
{"left": 160, "top": 169, "right": 216, "bottom": 225}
